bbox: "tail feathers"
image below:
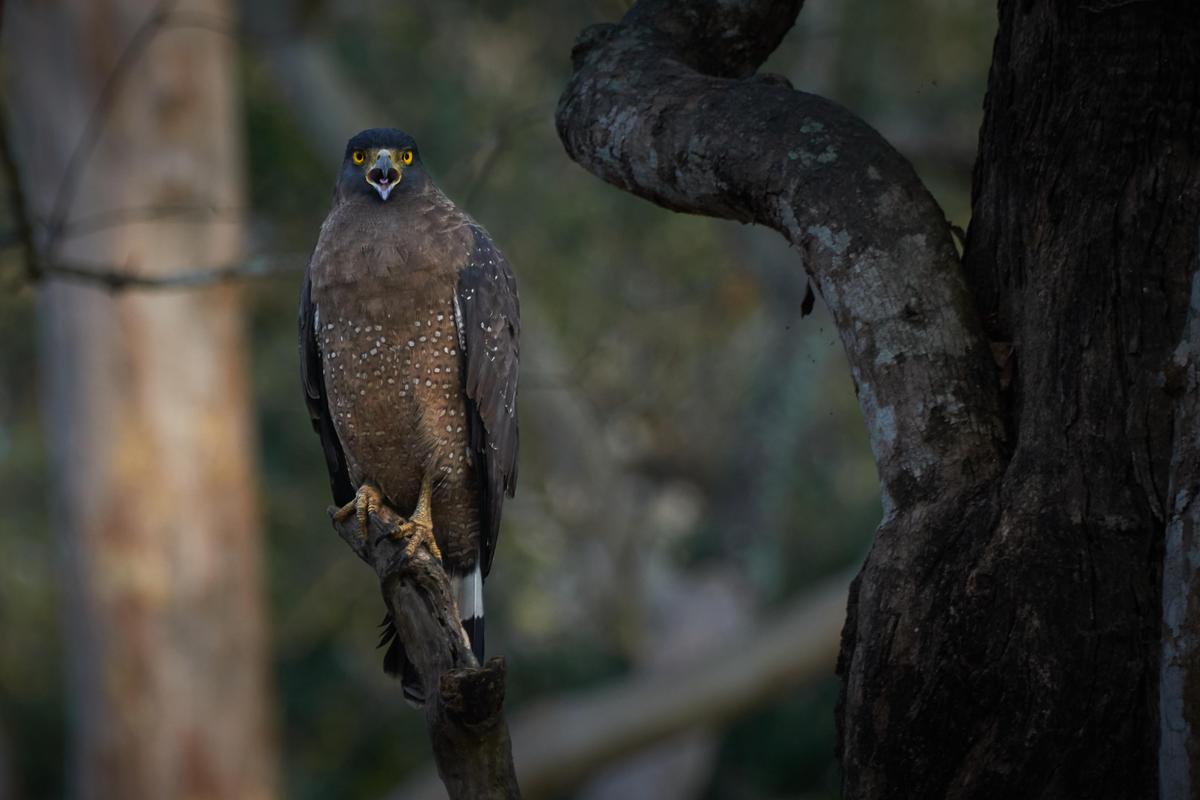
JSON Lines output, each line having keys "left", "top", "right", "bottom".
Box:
{"left": 377, "top": 563, "right": 485, "bottom": 705}
{"left": 378, "top": 615, "right": 424, "bottom": 705}
{"left": 455, "top": 563, "right": 486, "bottom": 663}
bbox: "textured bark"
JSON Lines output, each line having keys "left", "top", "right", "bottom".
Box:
{"left": 557, "top": 0, "right": 1005, "bottom": 514}
{"left": 3, "top": 1, "right": 277, "bottom": 798}
{"left": 956, "top": 5, "right": 1200, "bottom": 797}
{"left": 330, "top": 502, "right": 520, "bottom": 800}
{"left": 557, "top": 1, "right": 1200, "bottom": 798}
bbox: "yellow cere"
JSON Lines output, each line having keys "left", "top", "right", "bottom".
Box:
{"left": 352, "top": 150, "right": 366, "bottom": 165}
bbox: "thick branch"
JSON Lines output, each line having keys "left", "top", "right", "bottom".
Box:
{"left": 331, "top": 503, "right": 520, "bottom": 800}
{"left": 557, "top": 4, "right": 1013, "bottom": 796}
{"left": 556, "top": 0, "right": 1004, "bottom": 510}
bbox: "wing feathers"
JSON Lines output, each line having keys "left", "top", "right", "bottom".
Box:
{"left": 300, "top": 270, "right": 355, "bottom": 507}
{"left": 455, "top": 225, "right": 520, "bottom": 576}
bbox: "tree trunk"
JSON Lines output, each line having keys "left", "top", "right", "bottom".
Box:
{"left": 4, "top": 2, "right": 277, "bottom": 798}
{"left": 554, "top": 1, "right": 1200, "bottom": 798}
{"left": 839, "top": 4, "right": 1200, "bottom": 798}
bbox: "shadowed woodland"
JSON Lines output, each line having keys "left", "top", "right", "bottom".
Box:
{"left": 1, "top": 1, "right": 1198, "bottom": 799}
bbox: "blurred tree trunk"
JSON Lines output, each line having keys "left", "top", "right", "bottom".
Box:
{"left": 3, "top": 2, "right": 277, "bottom": 799}
{"left": 556, "top": 1, "right": 1200, "bottom": 798}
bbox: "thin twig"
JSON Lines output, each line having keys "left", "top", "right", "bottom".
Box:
{"left": 42, "top": 0, "right": 237, "bottom": 260}
{"left": 0, "top": 115, "right": 39, "bottom": 282}
{"left": 0, "top": 1, "right": 261, "bottom": 293}
{"left": 0, "top": 204, "right": 250, "bottom": 251}
{"left": 51, "top": 203, "right": 249, "bottom": 240}
{"left": 458, "top": 105, "right": 551, "bottom": 206}
{"left": 40, "top": 254, "right": 305, "bottom": 292}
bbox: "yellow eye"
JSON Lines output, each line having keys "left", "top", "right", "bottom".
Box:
{"left": 351, "top": 150, "right": 366, "bottom": 165}
{"left": 401, "top": 150, "right": 414, "bottom": 165}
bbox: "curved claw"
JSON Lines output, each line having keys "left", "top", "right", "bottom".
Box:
{"left": 396, "top": 519, "right": 442, "bottom": 562}
{"left": 333, "top": 482, "right": 384, "bottom": 541}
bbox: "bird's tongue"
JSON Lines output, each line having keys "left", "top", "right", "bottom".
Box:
{"left": 371, "top": 167, "right": 398, "bottom": 186}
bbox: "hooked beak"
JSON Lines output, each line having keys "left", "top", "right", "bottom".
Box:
{"left": 366, "top": 150, "right": 401, "bottom": 200}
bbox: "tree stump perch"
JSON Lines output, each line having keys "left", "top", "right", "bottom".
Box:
{"left": 330, "top": 499, "right": 521, "bottom": 799}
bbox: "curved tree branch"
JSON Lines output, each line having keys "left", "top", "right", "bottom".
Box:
{"left": 556, "top": 1, "right": 1010, "bottom": 794}
{"left": 331, "top": 502, "right": 520, "bottom": 800}
{"left": 556, "top": 0, "right": 1004, "bottom": 512}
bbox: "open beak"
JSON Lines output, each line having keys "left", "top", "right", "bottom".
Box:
{"left": 366, "top": 150, "right": 401, "bottom": 200}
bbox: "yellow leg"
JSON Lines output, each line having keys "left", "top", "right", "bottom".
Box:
{"left": 397, "top": 472, "right": 442, "bottom": 561}
{"left": 333, "top": 482, "right": 383, "bottom": 540}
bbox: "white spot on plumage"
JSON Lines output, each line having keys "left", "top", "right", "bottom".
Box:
{"left": 452, "top": 296, "right": 468, "bottom": 349}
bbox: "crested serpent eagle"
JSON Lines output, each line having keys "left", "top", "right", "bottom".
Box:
{"left": 299, "top": 128, "right": 519, "bottom": 703}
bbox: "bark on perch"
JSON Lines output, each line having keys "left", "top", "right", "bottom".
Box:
{"left": 330, "top": 501, "right": 520, "bottom": 800}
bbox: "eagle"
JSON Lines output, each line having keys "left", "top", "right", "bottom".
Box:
{"left": 299, "top": 128, "right": 519, "bottom": 703}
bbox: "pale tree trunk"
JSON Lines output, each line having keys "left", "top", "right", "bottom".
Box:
{"left": 4, "top": 2, "right": 277, "bottom": 798}
{"left": 555, "top": 0, "right": 1200, "bottom": 797}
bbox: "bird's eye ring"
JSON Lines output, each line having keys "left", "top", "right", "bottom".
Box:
{"left": 351, "top": 150, "right": 366, "bottom": 165}
{"left": 401, "top": 150, "right": 414, "bottom": 166}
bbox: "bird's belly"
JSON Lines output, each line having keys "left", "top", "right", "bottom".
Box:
{"left": 318, "top": 288, "right": 480, "bottom": 565}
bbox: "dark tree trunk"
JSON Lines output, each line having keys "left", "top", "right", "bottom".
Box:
{"left": 556, "top": 1, "right": 1200, "bottom": 798}
{"left": 838, "top": 2, "right": 1200, "bottom": 798}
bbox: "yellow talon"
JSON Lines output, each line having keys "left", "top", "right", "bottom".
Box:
{"left": 333, "top": 482, "right": 384, "bottom": 541}
{"left": 398, "top": 519, "right": 442, "bottom": 561}
{"left": 394, "top": 472, "right": 441, "bottom": 561}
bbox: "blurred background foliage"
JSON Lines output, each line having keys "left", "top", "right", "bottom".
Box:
{"left": 0, "top": 0, "right": 994, "bottom": 797}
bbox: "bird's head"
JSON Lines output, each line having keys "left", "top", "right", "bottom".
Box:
{"left": 337, "top": 128, "right": 426, "bottom": 202}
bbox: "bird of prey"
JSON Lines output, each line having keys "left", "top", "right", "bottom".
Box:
{"left": 299, "top": 128, "right": 519, "bottom": 702}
